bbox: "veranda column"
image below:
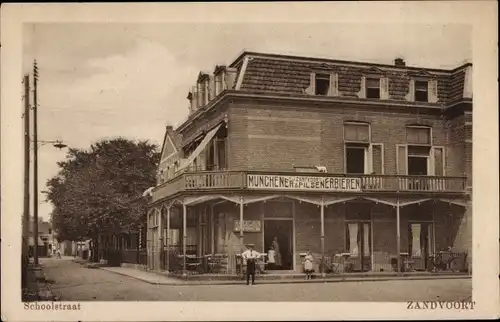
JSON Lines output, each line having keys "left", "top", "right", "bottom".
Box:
{"left": 396, "top": 198, "right": 401, "bottom": 274}
{"left": 239, "top": 196, "right": 244, "bottom": 247}
{"left": 158, "top": 208, "right": 163, "bottom": 270}
{"left": 239, "top": 196, "right": 245, "bottom": 276}
{"left": 182, "top": 203, "right": 187, "bottom": 276}
{"left": 166, "top": 206, "right": 171, "bottom": 273}
{"left": 210, "top": 204, "right": 215, "bottom": 254}
{"left": 320, "top": 197, "right": 325, "bottom": 276}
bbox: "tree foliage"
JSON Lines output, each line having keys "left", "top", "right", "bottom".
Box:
{"left": 46, "top": 138, "right": 160, "bottom": 242}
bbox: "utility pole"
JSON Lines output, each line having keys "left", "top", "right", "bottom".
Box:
{"left": 22, "top": 74, "right": 30, "bottom": 288}
{"left": 33, "top": 60, "right": 39, "bottom": 266}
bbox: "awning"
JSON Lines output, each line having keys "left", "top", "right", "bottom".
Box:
{"left": 177, "top": 123, "right": 223, "bottom": 172}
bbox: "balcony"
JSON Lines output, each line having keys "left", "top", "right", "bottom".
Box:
{"left": 151, "top": 171, "right": 467, "bottom": 202}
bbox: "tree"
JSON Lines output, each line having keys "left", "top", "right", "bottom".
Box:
{"left": 46, "top": 138, "right": 160, "bottom": 261}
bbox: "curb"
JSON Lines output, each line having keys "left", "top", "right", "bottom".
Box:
{"left": 100, "top": 268, "right": 470, "bottom": 286}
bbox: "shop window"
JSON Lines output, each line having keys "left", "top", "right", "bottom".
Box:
{"left": 168, "top": 229, "right": 180, "bottom": 246}
{"left": 345, "top": 222, "right": 371, "bottom": 258}
{"left": 408, "top": 223, "right": 434, "bottom": 270}
{"left": 315, "top": 73, "right": 330, "bottom": 95}
{"left": 366, "top": 78, "right": 380, "bottom": 99}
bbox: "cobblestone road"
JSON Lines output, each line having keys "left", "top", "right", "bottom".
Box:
{"left": 42, "top": 258, "right": 472, "bottom": 302}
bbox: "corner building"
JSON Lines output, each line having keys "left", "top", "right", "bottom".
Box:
{"left": 148, "top": 52, "right": 472, "bottom": 276}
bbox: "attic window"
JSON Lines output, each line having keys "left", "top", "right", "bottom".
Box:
{"left": 366, "top": 78, "right": 380, "bottom": 99}
{"left": 315, "top": 73, "right": 330, "bottom": 95}
{"left": 415, "top": 80, "right": 428, "bottom": 102}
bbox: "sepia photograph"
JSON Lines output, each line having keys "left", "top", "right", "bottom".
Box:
{"left": 1, "top": 2, "right": 498, "bottom": 321}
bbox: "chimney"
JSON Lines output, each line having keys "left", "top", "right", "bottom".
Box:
{"left": 394, "top": 58, "right": 406, "bottom": 67}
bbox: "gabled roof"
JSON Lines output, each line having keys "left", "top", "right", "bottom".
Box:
{"left": 159, "top": 125, "right": 183, "bottom": 161}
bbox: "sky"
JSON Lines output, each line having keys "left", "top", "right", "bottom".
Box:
{"left": 22, "top": 22, "right": 472, "bottom": 221}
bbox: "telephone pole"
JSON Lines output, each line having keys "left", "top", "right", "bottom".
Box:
{"left": 33, "top": 60, "right": 39, "bottom": 265}
{"left": 22, "top": 74, "right": 30, "bottom": 288}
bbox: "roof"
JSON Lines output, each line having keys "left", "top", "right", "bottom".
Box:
{"left": 229, "top": 50, "right": 472, "bottom": 73}
{"left": 174, "top": 50, "right": 472, "bottom": 136}
{"left": 29, "top": 220, "right": 52, "bottom": 235}
{"left": 159, "top": 125, "right": 183, "bottom": 160}
{"left": 166, "top": 126, "right": 182, "bottom": 149}
{"left": 233, "top": 53, "right": 471, "bottom": 104}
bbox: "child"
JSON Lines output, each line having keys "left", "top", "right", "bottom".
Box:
{"left": 303, "top": 250, "right": 314, "bottom": 280}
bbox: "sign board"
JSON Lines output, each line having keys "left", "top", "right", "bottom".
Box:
{"left": 234, "top": 220, "right": 261, "bottom": 232}
{"left": 247, "top": 174, "right": 361, "bottom": 192}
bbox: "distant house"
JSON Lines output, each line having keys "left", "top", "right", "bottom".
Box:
{"left": 29, "top": 218, "right": 57, "bottom": 257}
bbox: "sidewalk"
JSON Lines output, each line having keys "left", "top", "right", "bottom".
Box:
{"left": 22, "top": 261, "right": 58, "bottom": 301}
{"left": 100, "top": 266, "right": 471, "bottom": 286}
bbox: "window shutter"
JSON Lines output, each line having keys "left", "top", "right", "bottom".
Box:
{"left": 357, "top": 76, "right": 366, "bottom": 98}
{"left": 305, "top": 72, "right": 315, "bottom": 95}
{"left": 428, "top": 79, "right": 439, "bottom": 103}
{"left": 396, "top": 144, "right": 408, "bottom": 175}
{"left": 431, "top": 146, "right": 445, "bottom": 176}
{"left": 380, "top": 77, "right": 390, "bottom": 100}
{"left": 328, "top": 73, "right": 339, "bottom": 96}
{"left": 370, "top": 143, "right": 384, "bottom": 174}
{"left": 405, "top": 79, "right": 415, "bottom": 101}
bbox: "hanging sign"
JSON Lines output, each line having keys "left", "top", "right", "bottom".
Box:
{"left": 234, "top": 220, "right": 261, "bottom": 232}
{"left": 246, "top": 174, "right": 361, "bottom": 192}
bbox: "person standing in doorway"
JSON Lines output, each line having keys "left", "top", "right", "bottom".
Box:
{"left": 267, "top": 246, "right": 276, "bottom": 270}
{"left": 272, "top": 237, "right": 282, "bottom": 269}
{"left": 242, "top": 244, "right": 259, "bottom": 285}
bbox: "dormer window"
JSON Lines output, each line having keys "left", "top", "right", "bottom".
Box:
{"left": 315, "top": 73, "right": 330, "bottom": 95}
{"left": 357, "top": 69, "right": 389, "bottom": 100}
{"left": 366, "top": 78, "right": 381, "bottom": 99}
{"left": 415, "top": 80, "right": 429, "bottom": 102}
{"left": 406, "top": 71, "right": 438, "bottom": 103}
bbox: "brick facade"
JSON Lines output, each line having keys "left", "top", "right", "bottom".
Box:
{"left": 150, "top": 51, "right": 472, "bottom": 274}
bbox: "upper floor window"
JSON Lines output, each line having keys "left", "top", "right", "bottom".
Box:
{"left": 406, "top": 126, "right": 431, "bottom": 145}
{"left": 406, "top": 74, "right": 438, "bottom": 103}
{"left": 344, "top": 122, "right": 371, "bottom": 143}
{"left": 415, "top": 80, "right": 429, "bottom": 102}
{"left": 315, "top": 73, "right": 330, "bottom": 95}
{"left": 366, "top": 78, "right": 381, "bottom": 99}
{"left": 215, "top": 74, "right": 223, "bottom": 96}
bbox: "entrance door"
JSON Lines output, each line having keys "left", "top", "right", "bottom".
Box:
{"left": 345, "top": 222, "right": 371, "bottom": 272}
{"left": 408, "top": 223, "right": 434, "bottom": 271}
{"left": 264, "top": 220, "right": 294, "bottom": 270}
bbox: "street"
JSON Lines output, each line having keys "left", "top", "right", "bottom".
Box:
{"left": 41, "top": 258, "right": 472, "bottom": 302}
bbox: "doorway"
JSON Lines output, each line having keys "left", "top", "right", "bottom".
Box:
{"left": 264, "top": 220, "right": 294, "bottom": 270}
{"left": 408, "top": 156, "right": 428, "bottom": 175}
